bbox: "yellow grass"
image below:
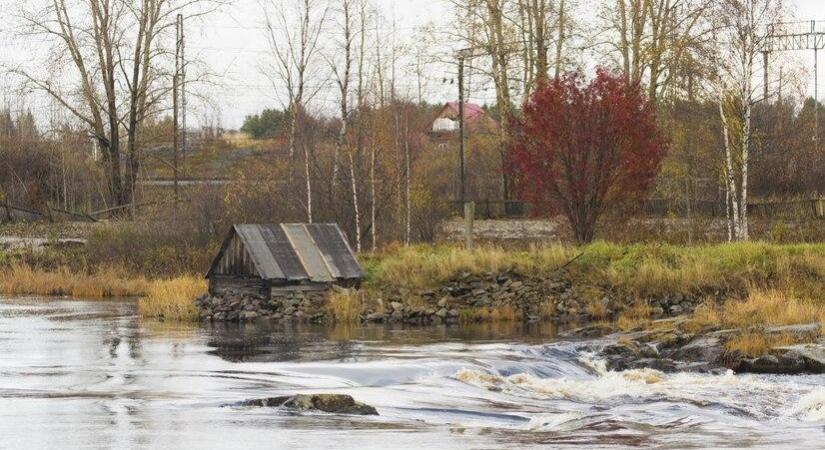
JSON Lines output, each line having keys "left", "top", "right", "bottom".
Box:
{"left": 725, "top": 332, "right": 806, "bottom": 358}
{"left": 138, "top": 277, "right": 206, "bottom": 322}
{"left": 327, "top": 289, "right": 373, "bottom": 322}
{"left": 683, "top": 290, "right": 825, "bottom": 331}
{"left": 366, "top": 244, "right": 577, "bottom": 289}
{"left": 0, "top": 264, "right": 149, "bottom": 298}
{"left": 585, "top": 298, "right": 610, "bottom": 320}
{"left": 616, "top": 302, "right": 653, "bottom": 331}
{"left": 682, "top": 290, "right": 825, "bottom": 357}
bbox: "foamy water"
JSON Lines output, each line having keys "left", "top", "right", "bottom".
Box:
{"left": 0, "top": 297, "right": 823, "bottom": 449}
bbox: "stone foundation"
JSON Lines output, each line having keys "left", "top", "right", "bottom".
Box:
{"left": 196, "top": 271, "right": 712, "bottom": 325}
{"left": 196, "top": 289, "right": 329, "bottom": 323}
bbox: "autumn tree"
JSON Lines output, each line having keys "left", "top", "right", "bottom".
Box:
{"left": 509, "top": 69, "right": 667, "bottom": 243}
{"left": 261, "top": 0, "right": 328, "bottom": 223}
{"left": 714, "top": 0, "right": 784, "bottom": 241}
{"left": 12, "top": 0, "right": 217, "bottom": 208}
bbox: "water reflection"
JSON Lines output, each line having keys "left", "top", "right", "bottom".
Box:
{"left": 0, "top": 297, "right": 823, "bottom": 450}
{"left": 198, "top": 320, "right": 565, "bottom": 363}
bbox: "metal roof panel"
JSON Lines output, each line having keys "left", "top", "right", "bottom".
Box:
{"left": 306, "top": 223, "right": 364, "bottom": 279}
{"left": 257, "top": 224, "right": 308, "bottom": 280}
{"left": 282, "top": 224, "right": 334, "bottom": 282}
{"left": 235, "top": 225, "right": 285, "bottom": 280}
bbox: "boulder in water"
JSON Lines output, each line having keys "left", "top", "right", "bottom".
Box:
{"left": 236, "top": 394, "right": 378, "bottom": 415}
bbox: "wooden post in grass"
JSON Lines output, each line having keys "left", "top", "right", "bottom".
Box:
{"left": 464, "top": 201, "right": 475, "bottom": 251}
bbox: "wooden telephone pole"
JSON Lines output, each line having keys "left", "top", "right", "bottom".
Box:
{"left": 457, "top": 53, "right": 467, "bottom": 205}
{"left": 173, "top": 14, "right": 184, "bottom": 206}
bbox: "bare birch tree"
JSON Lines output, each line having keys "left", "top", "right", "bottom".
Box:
{"left": 714, "top": 0, "right": 784, "bottom": 241}
{"left": 329, "top": 0, "right": 361, "bottom": 250}
{"left": 261, "top": 0, "right": 328, "bottom": 223}
{"left": 604, "top": 0, "right": 712, "bottom": 103}
{"left": 11, "top": 0, "right": 212, "bottom": 207}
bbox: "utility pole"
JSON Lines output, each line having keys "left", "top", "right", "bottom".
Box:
{"left": 179, "top": 14, "right": 187, "bottom": 176}
{"left": 173, "top": 14, "right": 183, "bottom": 207}
{"left": 457, "top": 52, "right": 467, "bottom": 205}
{"left": 763, "top": 20, "right": 825, "bottom": 154}
{"left": 814, "top": 47, "right": 819, "bottom": 155}
{"left": 763, "top": 51, "right": 769, "bottom": 101}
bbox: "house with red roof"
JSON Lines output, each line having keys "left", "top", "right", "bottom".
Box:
{"left": 428, "top": 102, "right": 498, "bottom": 140}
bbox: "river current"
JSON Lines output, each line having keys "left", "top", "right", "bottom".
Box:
{"left": 0, "top": 297, "right": 823, "bottom": 449}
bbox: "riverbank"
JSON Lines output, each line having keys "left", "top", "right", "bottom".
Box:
{"left": 199, "top": 242, "right": 824, "bottom": 330}
{"left": 1, "top": 241, "right": 823, "bottom": 334}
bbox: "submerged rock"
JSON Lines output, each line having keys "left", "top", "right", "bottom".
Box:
{"left": 669, "top": 336, "right": 724, "bottom": 365}
{"left": 737, "top": 353, "right": 807, "bottom": 375}
{"left": 236, "top": 394, "right": 378, "bottom": 416}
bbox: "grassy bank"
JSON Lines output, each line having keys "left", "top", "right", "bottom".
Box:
{"left": 0, "top": 264, "right": 206, "bottom": 322}
{"left": 0, "top": 238, "right": 822, "bottom": 327}
{"left": 359, "top": 241, "right": 824, "bottom": 299}
{"left": 334, "top": 242, "right": 825, "bottom": 326}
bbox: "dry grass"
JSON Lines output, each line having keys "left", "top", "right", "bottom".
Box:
{"left": 364, "top": 242, "right": 825, "bottom": 301}
{"left": 538, "top": 300, "right": 557, "bottom": 319}
{"left": 681, "top": 290, "right": 825, "bottom": 357}
{"left": 683, "top": 290, "right": 825, "bottom": 331}
{"left": 722, "top": 290, "right": 825, "bottom": 329}
{"left": 138, "top": 277, "right": 206, "bottom": 322}
{"left": 0, "top": 264, "right": 149, "bottom": 298}
{"left": 585, "top": 298, "right": 610, "bottom": 320}
{"left": 725, "top": 332, "right": 807, "bottom": 358}
{"left": 616, "top": 302, "right": 654, "bottom": 331}
{"left": 364, "top": 244, "right": 578, "bottom": 289}
{"left": 327, "top": 289, "right": 374, "bottom": 322}
{"left": 598, "top": 241, "right": 825, "bottom": 299}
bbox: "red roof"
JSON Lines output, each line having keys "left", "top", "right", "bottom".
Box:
{"left": 445, "top": 102, "right": 485, "bottom": 121}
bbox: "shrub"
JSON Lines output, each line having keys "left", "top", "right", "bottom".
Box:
{"left": 138, "top": 277, "right": 206, "bottom": 322}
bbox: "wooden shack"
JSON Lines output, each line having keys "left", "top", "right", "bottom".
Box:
{"left": 206, "top": 223, "right": 363, "bottom": 297}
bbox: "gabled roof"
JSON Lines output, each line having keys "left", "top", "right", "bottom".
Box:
{"left": 443, "top": 101, "right": 485, "bottom": 121}
{"left": 206, "top": 223, "right": 363, "bottom": 282}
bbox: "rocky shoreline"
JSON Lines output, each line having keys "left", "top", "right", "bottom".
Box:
{"left": 570, "top": 320, "right": 825, "bottom": 375}
{"left": 195, "top": 270, "right": 715, "bottom": 325}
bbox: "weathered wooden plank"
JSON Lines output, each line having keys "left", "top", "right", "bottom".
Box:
{"left": 306, "top": 224, "right": 363, "bottom": 280}
{"left": 258, "top": 225, "right": 308, "bottom": 281}
{"left": 282, "top": 224, "right": 333, "bottom": 282}
{"left": 235, "top": 225, "right": 284, "bottom": 280}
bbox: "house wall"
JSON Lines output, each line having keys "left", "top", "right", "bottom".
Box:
{"left": 212, "top": 234, "right": 259, "bottom": 277}
{"left": 209, "top": 275, "right": 268, "bottom": 298}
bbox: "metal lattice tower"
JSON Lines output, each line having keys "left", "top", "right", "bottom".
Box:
{"left": 763, "top": 20, "right": 825, "bottom": 152}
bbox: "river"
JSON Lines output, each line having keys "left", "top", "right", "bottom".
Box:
{"left": 0, "top": 297, "right": 823, "bottom": 449}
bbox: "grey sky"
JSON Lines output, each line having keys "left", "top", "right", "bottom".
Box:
{"left": 1, "top": 0, "right": 823, "bottom": 129}
{"left": 192, "top": 0, "right": 825, "bottom": 128}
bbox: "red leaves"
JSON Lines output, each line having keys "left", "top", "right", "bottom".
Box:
{"left": 508, "top": 69, "right": 667, "bottom": 242}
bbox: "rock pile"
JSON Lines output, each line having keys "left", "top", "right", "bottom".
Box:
{"left": 587, "top": 321, "right": 825, "bottom": 375}
{"left": 196, "top": 289, "right": 328, "bottom": 323}
{"left": 195, "top": 270, "right": 706, "bottom": 325}
{"left": 361, "top": 271, "right": 584, "bottom": 324}
{"left": 233, "top": 394, "right": 378, "bottom": 415}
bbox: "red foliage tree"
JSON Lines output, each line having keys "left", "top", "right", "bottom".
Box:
{"left": 508, "top": 69, "right": 667, "bottom": 243}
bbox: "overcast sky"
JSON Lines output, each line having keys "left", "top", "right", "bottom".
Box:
{"left": 1, "top": 0, "right": 823, "bottom": 129}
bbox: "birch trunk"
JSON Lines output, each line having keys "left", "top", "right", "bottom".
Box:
{"left": 718, "top": 86, "right": 741, "bottom": 240}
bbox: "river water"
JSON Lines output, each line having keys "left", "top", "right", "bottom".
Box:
{"left": 1, "top": 297, "right": 823, "bottom": 449}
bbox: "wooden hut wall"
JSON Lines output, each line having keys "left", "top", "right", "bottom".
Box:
{"left": 213, "top": 234, "right": 259, "bottom": 276}
{"left": 209, "top": 275, "right": 268, "bottom": 297}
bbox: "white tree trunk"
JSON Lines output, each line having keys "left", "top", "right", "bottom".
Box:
{"left": 718, "top": 87, "right": 741, "bottom": 240}
{"left": 739, "top": 67, "right": 752, "bottom": 241}
{"left": 370, "top": 137, "right": 377, "bottom": 251}
{"left": 304, "top": 143, "right": 313, "bottom": 223}
{"left": 349, "top": 150, "right": 361, "bottom": 252}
